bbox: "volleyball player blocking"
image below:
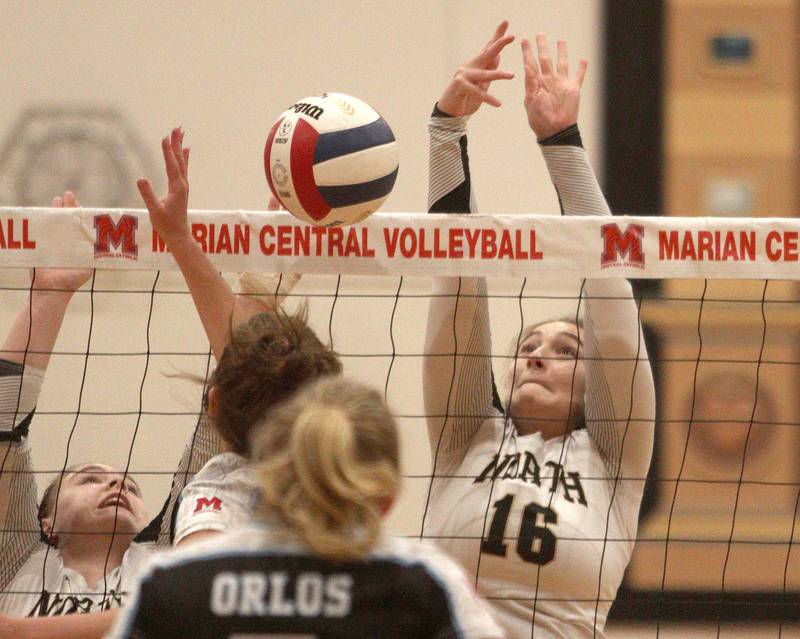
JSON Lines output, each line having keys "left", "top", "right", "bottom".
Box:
{"left": 423, "top": 23, "right": 656, "bottom": 638}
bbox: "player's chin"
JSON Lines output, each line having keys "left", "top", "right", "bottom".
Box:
{"left": 94, "top": 509, "right": 143, "bottom": 535}
{"left": 513, "top": 393, "right": 574, "bottom": 422}
{"left": 511, "top": 384, "right": 552, "bottom": 410}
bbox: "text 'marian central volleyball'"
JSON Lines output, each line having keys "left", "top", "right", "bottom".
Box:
{"left": 265, "top": 93, "right": 399, "bottom": 227}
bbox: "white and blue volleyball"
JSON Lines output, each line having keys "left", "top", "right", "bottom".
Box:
{"left": 265, "top": 93, "right": 399, "bottom": 226}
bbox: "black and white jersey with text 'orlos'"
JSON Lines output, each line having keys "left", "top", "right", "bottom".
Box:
{"left": 107, "top": 524, "right": 505, "bottom": 639}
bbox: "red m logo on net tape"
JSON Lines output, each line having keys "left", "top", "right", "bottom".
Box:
{"left": 94, "top": 214, "right": 138, "bottom": 260}
{"left": 193, "top": 496, "right": 222, "bottom": 514}
{"left": 600, "top": 223, "right": 645, "bottom": 269}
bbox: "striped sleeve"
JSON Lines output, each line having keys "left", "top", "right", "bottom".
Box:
{"left": 0, "top": 360, "right": 45, "bottom": 592}
{"left": 136, "top": 409, "right": 221, "bottom": 548}
{"left": 141, "top": 272, "right": 295, "bottom": 548}
{"left": 540, "top": 132, "right": 656, "bottom": 485}
{"left": 424, "top": 109, "right": 501, "bottom": 471}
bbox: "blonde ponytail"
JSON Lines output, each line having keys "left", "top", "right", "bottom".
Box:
{"left": 252, "top": 377, "right": 400, "bottom": 561}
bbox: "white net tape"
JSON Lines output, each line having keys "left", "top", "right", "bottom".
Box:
{"left": 1, "top": 210, "right": 799, "bottom": 636}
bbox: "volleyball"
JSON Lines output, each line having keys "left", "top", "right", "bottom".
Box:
{"left": 264, "top": 93, "right": 399, "bottom": 227}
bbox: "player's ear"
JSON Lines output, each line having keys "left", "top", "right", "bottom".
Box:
{"left": 378, "top": 495, "right": 396, "bottom": 517}
{"left": 40, "top": 517, "right": 58, "bottom": 547}
{"left": 207, "top": 385, "right": 220, "bottom": 418}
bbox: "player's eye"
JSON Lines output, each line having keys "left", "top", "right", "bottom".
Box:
{"left": 126, "top": 481, "right": 140, "bottom": 496}
{"left": 81, "top": 474, "right": 100, "bottom": 484}
{"left": 519, "top": 342, "right": 537, "bottom": 354}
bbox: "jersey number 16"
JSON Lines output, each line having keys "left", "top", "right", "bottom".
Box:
{"left": 481, "top": 494, "right": 557, "bottom": 565}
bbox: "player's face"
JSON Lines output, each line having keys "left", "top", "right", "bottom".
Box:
{"left": 506, "top": 321, "right": 586, "bottom": 437}
{"left": 48, "top": 464, "right": 148, "bottom": 541}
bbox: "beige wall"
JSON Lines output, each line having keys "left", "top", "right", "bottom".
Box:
{"left": 0, "top": 0, "right": 604, "bottom": 525}
{"left": 2, "top": 3, "right": 797, "bottom": 637}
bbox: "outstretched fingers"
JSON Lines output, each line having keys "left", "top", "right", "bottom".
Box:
{"left": 465, "top": 68, "right": 515, "bottom": 83}
{"left": 137, "top": 178, "right": 161, "bottom": 213}
{"left": 63, "top": 191, "right": 79, "bottom": 208}
{"left": 556, "top": 40, "right": 568, "bottom": 76}
{"left": 521, "top": 39, "right": 540, "bottom": 94}
{"left": 52, "top": 192, "right": 79, "bottom": 208}
{"left": 459, "top": 80, "right": 501, "bottom": 107}
{"left": 575, "top": 58, "right": 588, "bottom": 87}
{"left": 183, "top": 147, "right": 190, "bottom": 178}
{"left": 456, "top": 69, "right": 513, "bottom": 106}
{"left": 535, "top": 33, "right": 553, "bottom": 75}
{"left": 487, "top": 20, "right": 509, "bottom": 46}
{"left": 481, "top": 33, "right": 515, "bottom": 66}
{"left": 161, "top": 135, "right": 180, "bottom": 185}
{"left": 170, "top": 127, "right": 187, "bottom": 178}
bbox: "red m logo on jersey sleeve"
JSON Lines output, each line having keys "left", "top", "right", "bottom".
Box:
{"left": 94, "top": 214, "right": 138, "bottom": 259}
{"left": 601, "top": 223, "right": 645, "bottom": 268}
{"left": 193, "top": 496, "right": 223, "bottom": 514}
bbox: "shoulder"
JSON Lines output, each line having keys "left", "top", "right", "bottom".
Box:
{"left": 7, "top": 544, "right": 60, "bottom": 583}
{"left": 194, "top": 452, "right": 248, "bottom": 481}
{"left": 181, "top": 452, "right": 256, "bottom": 503}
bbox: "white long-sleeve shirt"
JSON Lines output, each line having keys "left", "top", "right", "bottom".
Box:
{"left": 0, "top": 359, "right": 220, "bottom": 617}
{"left": 423, "top": 112, "right": 656, "bottom": 638}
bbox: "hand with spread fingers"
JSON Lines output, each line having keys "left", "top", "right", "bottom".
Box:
{"left": 521, "top": 33, "right": 587, "bottom": 140}
{"left": 137, "top": 127, "right": 191, "bottom": 248}
{"left": 32, "top": 191, "right": 93, "bottom": 293}
{"left": 437, "top": 20, "right": 516, "bottom": 117}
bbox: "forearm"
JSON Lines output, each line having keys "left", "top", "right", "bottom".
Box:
{"left": 428, "top": 107, "right": 472, "bottom": 213}
{"left": 8, "top": 608, "right": 116, "bottom": 639}
{"left": 0, "top": 363, "right": 45, "bottom": 589}
{"left": 539, "top": 126, "right": 611, "bottom": 217}
{"left": 0, "top": 289, "right": 77, "bottom": 370}
{"left": 424, "top": 277, "right": 497, "bottom": 460}
{"left": 167, "top": 235, "right": 236, "bottom": 361}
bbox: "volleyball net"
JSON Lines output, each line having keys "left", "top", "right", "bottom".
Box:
{"left": 1, "top": 207, "right": 799, "bottom": 631}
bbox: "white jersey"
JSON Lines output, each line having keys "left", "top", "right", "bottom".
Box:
{"left": 424, "top": 112, "right": 656, "bottom": 638}
{"left": 0, "top": 358, "right": 221, "bottom": 617}
{"left": 107, "top": 524, "right": 505, "bottom": 639}
{"left": 1, "top": 541, "right": 156, "bottom": 617}
{"left": 173, "top": 452, "right": 259, "bottom": 545}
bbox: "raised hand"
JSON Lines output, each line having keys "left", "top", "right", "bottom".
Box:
{"left": 437, "top": 21, "right": 515, "bottom": 117}
{"left": 522, "top": 34, "right": 587, "bottom": 140}
{"left": 137, "top": 127, "right": 191, "bottom": 247}
{"left": 32, "top": 191, "right": 93, "bottom": 293}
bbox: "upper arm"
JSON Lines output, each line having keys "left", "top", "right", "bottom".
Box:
{"left": 171, "top": 462, "right": 254, "bottom": 546}
{"left": 136, "top": 410, "right": 222, "bottom": 549}
{"left": 175, "top": 529, "right": 222, "bottom": 548}
{"left": 583, "top": 278, "right": 655, "bottom": 483}
{"left": 11, "top": 608, "right": 119, "bottom": 639}
{"left": 0, "top": 363, "right": 45, "bottom": 591}
{"left": 423, "top": 277, "right": 499, "bottom": 472}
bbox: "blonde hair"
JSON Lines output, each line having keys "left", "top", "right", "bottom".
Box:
{"left": 251, "top": 377, "right": 400, "bottom": 561}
